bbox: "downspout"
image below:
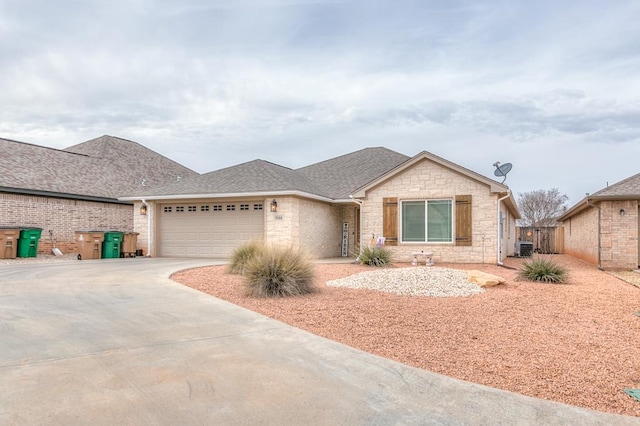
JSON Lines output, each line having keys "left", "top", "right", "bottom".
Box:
{"left": 349, "top": 195, "right": 364, "bottom": 261}
{"left": 497, "top": 191, "right": 511, "bottom": 266}
{"left": 586, "top": 198, "right": 603, "bottom": 270}
{"left": 141, "top": 199, "right": 151, "bottom": 257}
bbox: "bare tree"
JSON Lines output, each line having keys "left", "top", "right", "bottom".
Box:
{"left": 517, "top": 188, "right": 568, "bottom": 226}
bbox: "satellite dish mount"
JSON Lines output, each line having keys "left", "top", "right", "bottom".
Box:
{"left": 493, "top": 161, "right": 512, "bottom": 184}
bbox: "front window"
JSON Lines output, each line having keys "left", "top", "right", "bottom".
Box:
{"left": 401, "top": 200, "right": 452, "bottom": 243}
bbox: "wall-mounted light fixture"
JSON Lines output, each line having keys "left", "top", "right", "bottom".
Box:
{"left": 140, "top": 205, "right": 148, "bottom": 216}
{"left": 270, "top": 199, "right": 278, "bottom": 212}
{"left": 620, "top": 209, "right": 625, "bottom": 216}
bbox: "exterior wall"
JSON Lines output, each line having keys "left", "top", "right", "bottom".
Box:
{"left": 0, "top": 192, "right": 133, "bottom": 255}
{"left": 359, "top": 159, "right": 503, "bottom": 264}
{"left": 264, "top": 196, "right": 348, "bottom": 258}
{"left": 562, "top": 206, "right": 598, "bottom": 265}
{"left": 600, "top": 200, "right": 638, "bottom": 269}
{"left": 297, "top": 199, "right": 343, "bottom": 258}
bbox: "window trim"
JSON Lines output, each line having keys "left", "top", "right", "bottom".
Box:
{"left": 399, "top": 198, "right": 453, "bottom": 244}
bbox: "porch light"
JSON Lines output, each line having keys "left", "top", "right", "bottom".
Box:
{"left": 270, "top": 199, "right": 278, "bottom": 212}
{"left": 140, "top": 205, "right": 148, "bottom": 216}
{"left": 620, "top": 209, "right": 625, "bottom": 216}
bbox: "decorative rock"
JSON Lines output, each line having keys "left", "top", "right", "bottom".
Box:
{"left": 466, "top": 270, "right": 506, "bottom": 288}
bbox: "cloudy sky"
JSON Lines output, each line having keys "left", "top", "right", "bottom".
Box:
{"left": 2, "top": 0, "right": 639, "bottom": 206}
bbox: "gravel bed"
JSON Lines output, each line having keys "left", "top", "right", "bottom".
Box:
{"left": 326, "top": 267, "right": 484, "bottom": 297}
{"left": 172, "top": 256, "right": 640, "bottom": 418}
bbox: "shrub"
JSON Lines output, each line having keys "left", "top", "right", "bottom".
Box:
{"left": 228, "top": 241, "right": 265, "bottom": 275}
{"left": 518, "top": 256, "right": 568, "bottom": 283}
{"left": 358, "top": 246, "right": 393, "bottom": 267}
{"left": 243, "top": 245, "right": 315, "bottom": 297}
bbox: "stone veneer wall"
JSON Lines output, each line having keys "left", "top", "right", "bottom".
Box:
{"left": 600, "top": 200, "right": 638, "bottom": 269}
{"left": 0, "top": 192, "right": 133, "bottom": 255}
{"left": 360, "top": 159, "right": 506, "bottom": 264}
{"left": 562, "top": 206, "right": 598, "bottom": 266}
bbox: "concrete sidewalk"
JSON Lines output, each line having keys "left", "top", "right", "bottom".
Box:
{"left": 0, "top": 258, "right": 637, "bottom": 425}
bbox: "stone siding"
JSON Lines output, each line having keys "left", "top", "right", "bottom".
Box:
{"left": 360, "top": 158, "right": 509, "bottom": 264}
{"left": 0, "top": 192, "right": 133, "bottom": 255}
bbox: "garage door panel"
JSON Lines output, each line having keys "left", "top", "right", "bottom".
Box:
{"left": 159, "top": 202, "right": 264, "bottom": 257}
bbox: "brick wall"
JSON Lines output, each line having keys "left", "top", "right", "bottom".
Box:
{"left": 359, "top": 158, "right": 508, "bottom": 264}
{"left": 0, "top": 192, "right": 133, "bottom": 255}
{"left": 600, "top": 200, "right": 638, "bottom": 269}
{"left": 563, "top": 206, "right": 598, "bottom": 265}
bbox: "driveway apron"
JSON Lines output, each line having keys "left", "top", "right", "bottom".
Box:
{"left": 0, "top": 258, "right": 637, "bottom": 425}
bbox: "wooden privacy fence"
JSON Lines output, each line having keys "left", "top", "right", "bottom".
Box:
{"left": 516, "top": 226, "right": 564, "bottom": 254}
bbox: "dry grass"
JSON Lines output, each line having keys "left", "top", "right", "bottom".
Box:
{"left": 171, "top": 255, "right": 640, "bottom": 417}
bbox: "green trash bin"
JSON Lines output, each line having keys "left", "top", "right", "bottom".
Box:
{"left": 102, "top": 231, "right": 124, "bottom": 259}
{"left": 17, "top": 228, "right": 43, "bottom": 258}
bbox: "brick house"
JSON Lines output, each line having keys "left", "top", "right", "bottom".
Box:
{"left": 559, "top": 173, "right": 640, "bottom": 269}
{"left": 122, "top": 148, "right": 520, "bottom": 263}
{"left": 0, "top": 135, "right": 197, "bottom": 255}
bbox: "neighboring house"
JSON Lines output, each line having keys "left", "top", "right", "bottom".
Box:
{"left": 121, "top": 148, "right": 520, "bottom": 263}
{"left": 559, "top": 173, "right": 640, "bottom": 270}
{"left": 0, "top": 135, "right": 197, "bottom": 255}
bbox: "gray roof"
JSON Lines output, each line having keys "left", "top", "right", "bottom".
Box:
{"left": 297, "top": 147, "right": 410, "bottom": 199}
{"left": 589, "top": 172, "right": 640, "bottom": 199}
{"left": 129, "top": 147, "right": 411, "bottom": 200}
{"left": 559, "top": 172, "right": 640, "bottom": 221}
{"left": 137, "top": 159, "right": 325, "bottom": 198}
{"left": 0, "top": 135, "right": 197, "bottom": 201}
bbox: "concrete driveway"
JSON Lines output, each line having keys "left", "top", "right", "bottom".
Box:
{"left": 0, "top": 258, "right": 637, "bottom": 425}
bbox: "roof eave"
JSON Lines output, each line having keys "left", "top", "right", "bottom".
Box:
{"left": 1, "top": 186, "right": 130, "bottom": 205}
{"left": 119, "top": 190, "right": 339, "bottom": 204}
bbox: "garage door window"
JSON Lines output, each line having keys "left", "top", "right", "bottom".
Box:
{"left": 176, "top": 206, "right": 184, "bottom": 212}
{"left": 213, "top": 205, "right": 222, "bottom": 211}
{"left": 164, "top": 206, "right": 172, "bottom": 213}
{"left": 188, "top": 206, "right": 197, "bottom": 212}
{"left": 201, "top": 205, "right": 209, "bottom": 212}
{"left": 254, "top": 204, "right": 263, "bottom": 210}
{"left": 227, "top": 205, "right": 235, "bottom": 211}
{"left": 240, "top": 204, "right": 249, "bottom": 211}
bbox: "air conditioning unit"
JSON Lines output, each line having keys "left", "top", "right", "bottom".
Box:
{"left": 516, "top": 241, "right": 533, "bottom": 257}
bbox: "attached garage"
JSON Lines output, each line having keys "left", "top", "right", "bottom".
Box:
{"left": 158, "top": 201, "right": 265, "bottom": 257}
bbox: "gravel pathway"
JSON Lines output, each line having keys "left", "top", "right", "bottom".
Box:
{"left": 326, "top": 267, "right": 484, "bottom": 297}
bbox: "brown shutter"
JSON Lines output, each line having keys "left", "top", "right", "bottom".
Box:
{"left": 455, "top": 195, "right": 472, "bottom": 246}
{"left": 383, "top": 197, "right": 398, "bottom": 246}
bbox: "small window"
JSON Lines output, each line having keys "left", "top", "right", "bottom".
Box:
{"left": 201, "top": 205, "right": 210, "bottom": 212}
{"left": 188, "top": 205, "right": 197, "bottom": 212}
{"left": 213, "top": 205, "right": 222, "bottom": 211}
{"left": 163, "top": 206, "right": 172, "bottom": 213}
{"left": 176, "top": 206, "right": 185, "bottom": 212}
{"left": 254, "top": 204, "right": 263, "bottom": 210}
{"left": 240, "top": 204, "right": 249, "bottom": 211}
{"left": 226, "top": 204, "right": 236, "bottom": 211}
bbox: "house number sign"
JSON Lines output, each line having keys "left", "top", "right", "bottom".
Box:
{"left": 341, "top": 222, "right": 349, "bottom": 257}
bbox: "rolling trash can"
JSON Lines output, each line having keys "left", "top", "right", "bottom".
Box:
{"left": 102, "top": 231, "right": 124, "bottom": 259}
{"left": 75, "top": 231, "right": 105, "bottom": 260}
{"left": 121, "top": 232, "right": 139, "bottom": 257}
{"left": 0, "top": 227, "right": 21, "bottom": 259}
{"left": 17, "top": 228, "right": 42, "bottom": 258}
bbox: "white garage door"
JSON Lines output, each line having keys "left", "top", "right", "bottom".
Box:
{"left": 158, "top": 201, "right": 264, "bottom": 257}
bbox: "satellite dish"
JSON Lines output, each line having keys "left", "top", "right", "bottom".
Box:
{"left": 493, "top": 162, "right": 512, "bottom": 183}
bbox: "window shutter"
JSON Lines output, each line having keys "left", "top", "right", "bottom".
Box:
{"left": 383, "top": 197, "right": 398, "bottom": 246}
{"left": 455, "top": 195, "right": 472, "bottom": 246}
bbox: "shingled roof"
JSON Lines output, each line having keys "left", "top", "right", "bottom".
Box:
{"left": 0, "top": 135, "right": 197, "bottom": 201}
{"left": 588, "top": 172, "right": 640, "bottom": 199}
{"left": 559, "top": 172, "right": 640, "bottom": 221}
{"left": 126, "top": 147, "right": 411, "bottom": 200}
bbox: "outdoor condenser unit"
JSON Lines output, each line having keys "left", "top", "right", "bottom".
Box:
{"left": 516, "top": 241, "right": 534, "bottom": 257}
